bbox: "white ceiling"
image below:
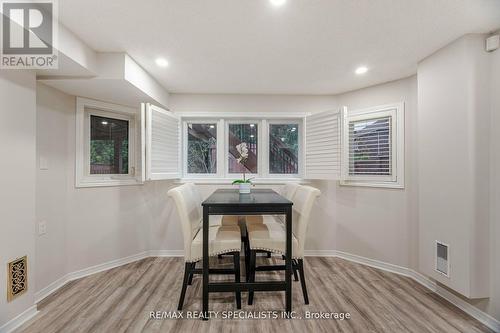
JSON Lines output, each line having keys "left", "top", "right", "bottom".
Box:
{"left": 59, "top": 0, "right": 500, "bottom": 95}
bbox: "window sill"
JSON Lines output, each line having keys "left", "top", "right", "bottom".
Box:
{"left": 178, "top": 177, "right": 306, "bottom": 185}
{"left": 76, "top": 177, "right": 144, "bottom": 188}
{"left": 340, "top": 180, "right": 404, "bottom": 189}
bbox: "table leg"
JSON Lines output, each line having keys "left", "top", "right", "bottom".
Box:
{"left": 285, "top": 205, "right": 292, "bottom": 315}
{"left": 202, "top": 206, "right": 209, "bottom": 320}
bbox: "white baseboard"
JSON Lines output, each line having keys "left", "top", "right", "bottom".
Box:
{"left": 333, "top": 251, "right": 500, "bottom": 332}
{"left": 432, "top": 283, "right": 500, "bottom": 332}
{"left": 26, "top": 249, "right": 499, "bottom": 333}
{"left": 35, "top": 251, "right": 150, "bottom": 303}
{"left": 0, "top": 305, "right": 38, "bottom": 333}
{"left": 34, "top": 250, "right": 184, "bottom": 304}
{"left": 304, "top": 250, "right": 336, "bottom": 257}
{"left": 148, "top": 250, "right": 184, "bottom": 257}
{"left": 335, "top": 250, "right": 414, "bottom": 277}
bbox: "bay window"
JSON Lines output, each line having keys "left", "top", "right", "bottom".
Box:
{"left": 181, "top": 117, "right": 304, "bottom": 181}
{"left": 228, "top": 122, "right": 259, "bottom": 174}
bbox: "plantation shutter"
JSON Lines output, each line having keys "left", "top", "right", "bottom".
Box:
{"left": 304, "top": 108, "right": 343, "bottom": 179}
{"left": 143, "top": 103, "right": 180, "bottom": 180}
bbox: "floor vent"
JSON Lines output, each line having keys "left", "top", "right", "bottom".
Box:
{"left": 435, "top": 241, "right": 449, "bottom": 277}
{"left": 7, "top": 255, "right": 28, "bottom": 302}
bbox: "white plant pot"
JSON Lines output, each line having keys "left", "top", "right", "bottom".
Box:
{"left": 239, "top": 183, "right": 251, "bottom": 194}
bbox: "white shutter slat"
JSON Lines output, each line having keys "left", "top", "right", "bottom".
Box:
{"left": 145, "top": 103, "right": 180, "bottom": 180}
{"left": 304, "top": 109, "right": 342, "bottom": 180}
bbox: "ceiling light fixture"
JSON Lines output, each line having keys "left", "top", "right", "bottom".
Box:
{"left": 250, "top": 124, "right": 255, "bottom": 128}
{"left": 291, "top": 127, "right": 296, "bottom": 132}
{"left": 209, "top": 125, "right": 215, "bottom": 129}
{"left": 250, "top": 134, "right": 255, "bottom": 138}
{"left": 101, "top": 121, "right": 108, "bottom": 125}
{"left": 270, "top": 0, "right": 286, "bottom": 6}
{"left": 355, "top": 66, "right": 368, "bottom": 75}
{"left": 155, "top": 58, "right": 169, "bottom": 67}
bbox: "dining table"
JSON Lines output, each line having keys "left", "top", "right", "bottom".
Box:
{"left": 201, "top": 188, "right": 293, "bottom": 319}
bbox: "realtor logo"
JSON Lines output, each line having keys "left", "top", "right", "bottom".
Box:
{"left": 1, "top": 0, "right": 58, "bottom": 69}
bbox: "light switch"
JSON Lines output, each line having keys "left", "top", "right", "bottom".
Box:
{"left": 39, "top": 156, "right": 48, "bottom": 170}
{"left": 38, "top": 221, "right": 47, "bottom": 235}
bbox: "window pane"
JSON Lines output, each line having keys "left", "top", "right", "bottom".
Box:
{"left": 187, "top": 123, "right": 217, "bottom": 174}
{"left": 90, "top": 115, "right": 129, "bottom": 174}
{"left": 228, "top": 123, "right": 258, "bottom": 174}
{"left": 349, "top": 116, "right": 391, "bottom": 176}
{"left": 269, "top": 124, "right": 299, "bottom": 174}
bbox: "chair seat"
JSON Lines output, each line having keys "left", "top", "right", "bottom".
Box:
{"left": 208, "top": 215, "right": 240, "bottom": 227}
{"left": 245, "top": 215, "right": 285, "bottom": 225}
{"left": 247, "top": 216, "right": 300, "bottom": 258}
{"left": 189, "top": 225, "right": 241, "bottom": 262}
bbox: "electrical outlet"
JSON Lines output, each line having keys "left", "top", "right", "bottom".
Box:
{"left": 38, "top": 221, "right": 47, "bottom": 235}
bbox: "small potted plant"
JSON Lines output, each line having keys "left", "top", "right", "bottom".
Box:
{"left": 232, "top": 142, "right": 253, "bottom": 194}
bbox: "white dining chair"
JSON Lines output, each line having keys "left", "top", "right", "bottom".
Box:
{"left": 246, "top": 184, "right": 321, "bottom": 305}
{"left": 186, "top": 182, "right": 240, "bottom": 227}
{"left": 243, "top": 182, "right": 300, "bottom": 262}
{"left": 167, "top": 184, "right": 242, "bottom": 310}
{"left": 245, "top": 183, "right": 300, "bottom": 225}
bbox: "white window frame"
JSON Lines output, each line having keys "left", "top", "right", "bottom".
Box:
{"left": 76, "top": 97, "right": 142, "bottom": 188}
{"left": 225, "top": 119, "right": 262, "bottom": 178}
{"left": 183, "top": 119, "right": 223, "bottom": 179}
{"left": 179, "top": 114, "right": 304, "bottom": 183}
{"left": 265, "top": 119, "right": 303, "bottom": 178}
{"left": 340, "top": 103, "right": 404, "bottom": 189}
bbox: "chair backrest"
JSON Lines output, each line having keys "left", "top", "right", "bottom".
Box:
{"left": 167, "top": 183, "right": 202, "bottom": 260}
{"left": 290, "top": 185, "right": 321, "bottom": 257}
{"left": 279, "top": 183, "right": 300, "bottom": 201}
{"left": 187, "top": 182, "right": 203, "bottom": 217}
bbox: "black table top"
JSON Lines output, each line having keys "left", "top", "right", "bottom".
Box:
{"left": 202, "top": 189, "right": 292, "bottom": 206}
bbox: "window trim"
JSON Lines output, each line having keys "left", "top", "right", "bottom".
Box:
{"left": 340, "top": 103, "right": 405, "bottom": 189}
{"left": 225, "top": 119, "right": 262, "bottom": 178}
{"left": 183, "top": 119, "right": 222, "bottom": 178}
{"left": 266, "top": 119, "right": 303, "bottom": 178}
{"left": 76, "top": 97, "right": 143, "bottom": 188}
{"left": 180, "top": 115, "right": 304, "bottom": 182}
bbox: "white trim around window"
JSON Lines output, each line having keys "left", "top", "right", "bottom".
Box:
{"left": 340, "top": 102, "right": 405, "bottom": 189}
{"left": 180, "top": 115, "right": 304, "bottom": 183}
{"left": 75, "top": 97, "right": 143, "bottom": 188}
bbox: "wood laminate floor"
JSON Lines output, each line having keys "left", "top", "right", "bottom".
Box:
{"left": 17, "top": 257, "right": 493, "bottom": 333}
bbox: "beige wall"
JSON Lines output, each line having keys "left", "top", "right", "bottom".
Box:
{"left": 488, "top": 40, "right": 500, "bottom": 320}
{"left": 30, "top": 39, "right": 500, "bottom": 326}
{"left": 417, "top": 34, "right": 490, "bottom": 298}
{"left": 169, "top": 93, "right": 337, "bottom": 114}
{"left": 0, "top": 71, "right": 37, "bottom": 327}
{"left": 327, "top": 76, "right": 418, "bottom": 267}
{"left": 35, "top": 83, "right": 172, "bottom": 288}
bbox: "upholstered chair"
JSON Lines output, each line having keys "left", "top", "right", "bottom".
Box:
{"left": 245, "top": 182, "right": 300, "bottom": 226}
{"left": 186, "top": 182, "right": 240, "bottom": 227}
{"left": 246, "top": 185, "right": 321, "bottom": 305}
{"left": 243, "top": 183, "right": 300, "bottom": 262}
{"left": 167, "top": 184, "right": 242, "bottom": 310}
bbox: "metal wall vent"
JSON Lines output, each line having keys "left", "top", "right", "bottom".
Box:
{"left": 7, "top": 256, "right": 28, "bottom": 302}
{"left": 435, "top": 241, "right": 449, "bottom": 277}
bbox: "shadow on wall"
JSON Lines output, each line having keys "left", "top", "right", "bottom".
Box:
{"left": 148, "top": 181, "right": 184, "bottom": 252}
{"left": 306, "top": 180, "right": 337, "bottom": 253}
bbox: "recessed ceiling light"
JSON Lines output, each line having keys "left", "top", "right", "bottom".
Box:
{"left": 250, "top": 134, "right": 255, "bottom": 138}
{"left": 209, "top": 125, "right": 215, "bottom": 129}
{"left": 101, "top": 121, "right": 108, "bottom": 125}
{"left": 355, "top": 66, "right": 368, "bottom": 75}
{"left": 155, "top": 58, "right": 169, "bottom": 67}
{"left": 250, "top": 124, "right": 255, "bottom": 128}
{"left": 291, "top": 127, "right": 296, "bottom": 132}
{"left": 270, "top": 0, "right": 286, "bottom": 6}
